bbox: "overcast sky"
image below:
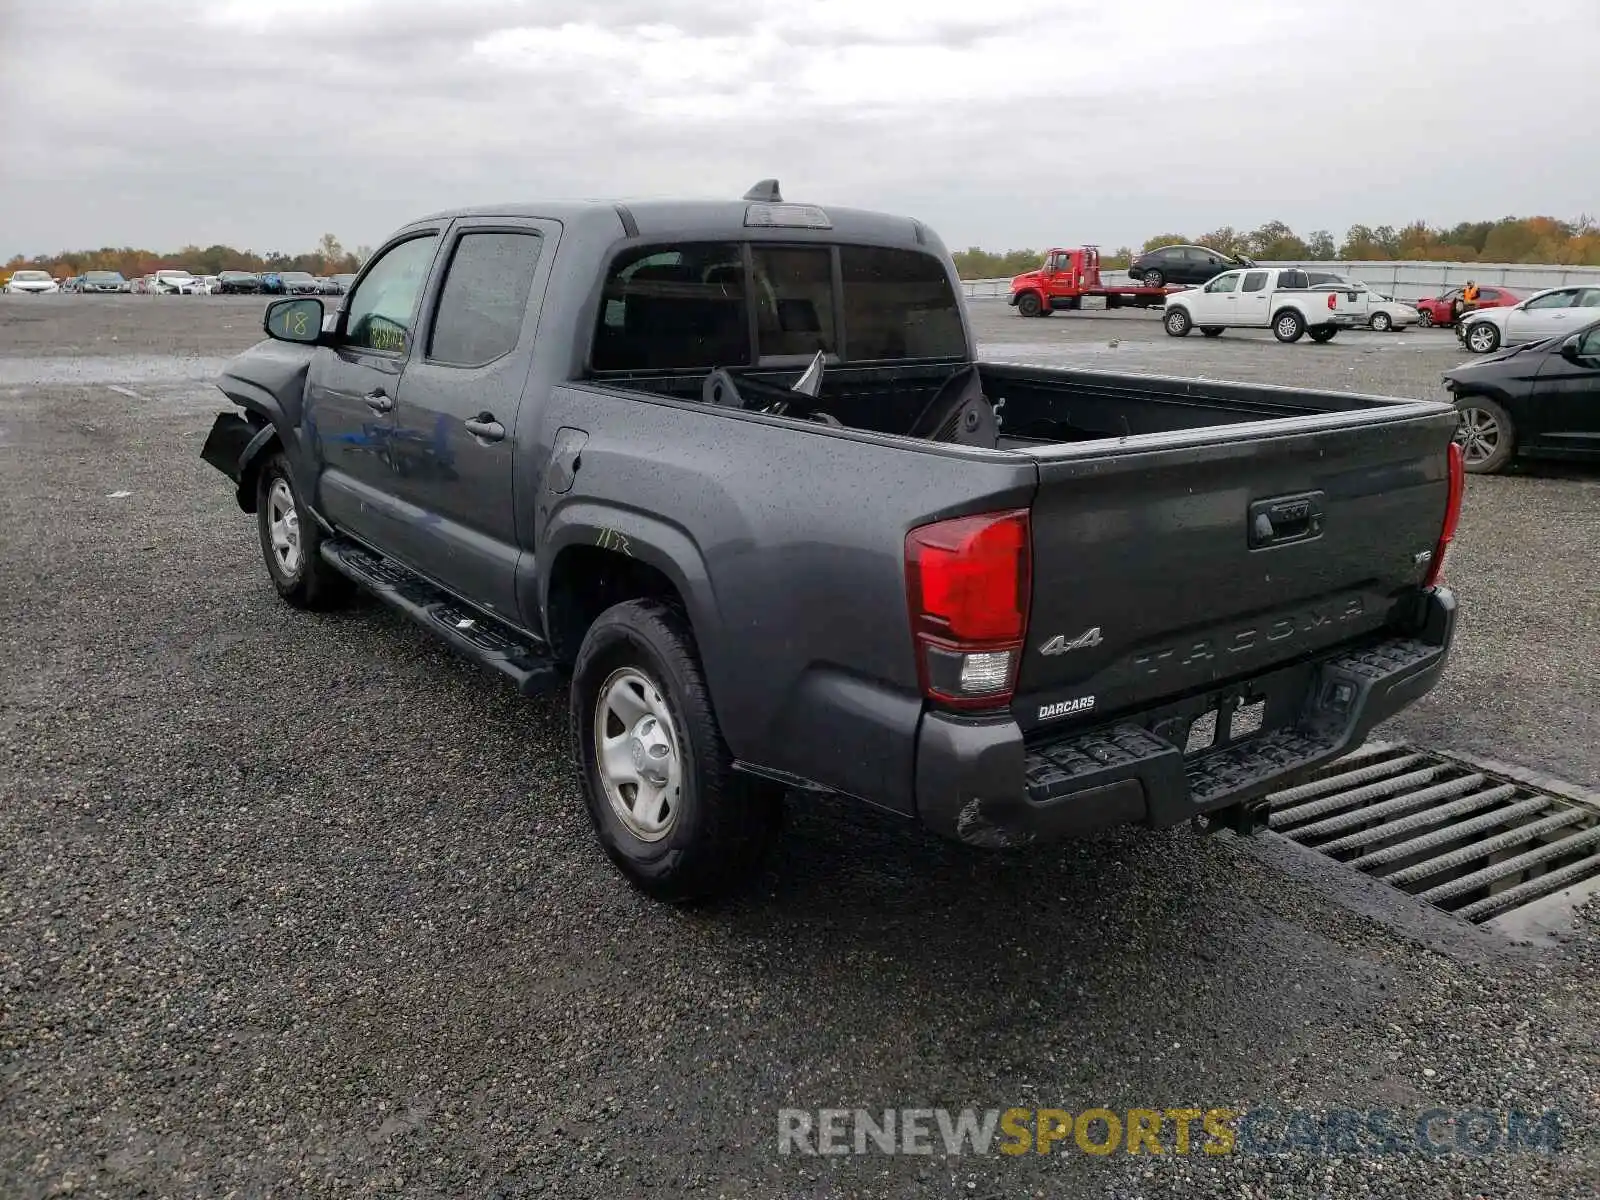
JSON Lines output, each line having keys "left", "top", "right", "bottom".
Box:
{"left": 3, "top": 0, "right": 1597, "bottom": 258}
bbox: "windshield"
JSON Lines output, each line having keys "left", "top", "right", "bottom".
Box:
{"left": 85, "top": 271, "right": 123, "bottom": 282}
{"left": 282, "top": 272, "right": 314, "bottom": 282}
{"left": 13, "top": 270, "right": 50, "bottom": 281}
{"left": 157, "top": 270, "right": 194, "bottom": 280}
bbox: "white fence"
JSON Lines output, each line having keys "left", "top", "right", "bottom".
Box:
{"left": 962, "top": 260, "right": 1600, "bottom": 303}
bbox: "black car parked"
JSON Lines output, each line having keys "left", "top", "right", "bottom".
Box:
{"left": 1443, "top": 315, "right": 1600, "bottom": 473}
{"left": 218, "top": 270, "right": 262, "bottom": 294}
{"left": 1129, "top": 244, "right": 1255, "bottom": 288}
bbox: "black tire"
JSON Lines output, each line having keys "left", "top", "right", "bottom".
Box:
{"left": 1309, "top": 326, "right": 1338, "bottom": 343}
{"left": 1417, "top": 310, "right": 1434, "bottom": 328}
{"left": 1369, "top": 312, "right": 1393, "bottom": 332}
{"left": 1145, "top": 269, "right": 1165, "bottom": 288}
{"left": 1016, "top": 291, "right": 1042, "bottom": 318}
{"left": 1272, "top": 310, "right": 1306, "bottom": 343}
{"left": 1453, "top": 396, "right": 1515, "bottom": 474}
{"left": 1464, "top": 321, "right": 1501, "bottom": 354}
{"left": 1164, "top": 307, "right": 1192, "bottom": 337}
{"left": 1200, "top": 327, "right": 1223, "bottom": 338}
{"left": 571, "top": 599, "right": 783, "bottom": 903}
{"left": 255, "top": 453, "right": 351, "bottom": 609}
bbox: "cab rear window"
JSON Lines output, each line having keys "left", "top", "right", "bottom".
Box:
{"left": 589, "top": 241, "right": 966, "bottom": 373}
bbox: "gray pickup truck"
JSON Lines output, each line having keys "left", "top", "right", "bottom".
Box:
{"left": 200, "top": 180, "right": 1464, "bottom": 902}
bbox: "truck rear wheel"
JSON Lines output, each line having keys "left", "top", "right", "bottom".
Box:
{"left": 571, "top": 598, "right": 782, "bottom": 903}
{"left": 1273, "top": 311, "right": 1305, "bottom": 343}
{"left": 1016, "top": 291, "right": 1042, "bottom": 317}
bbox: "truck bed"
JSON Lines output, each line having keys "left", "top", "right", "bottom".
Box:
{"left": 595, "top": 360, "right": 1413, "bottom": 448}
{"left": 590, "top": 357, "right": 1456, "bottom": 748}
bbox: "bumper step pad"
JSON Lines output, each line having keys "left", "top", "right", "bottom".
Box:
{"left": 1023, "top": 634, "right": 1448, "bottom": 823}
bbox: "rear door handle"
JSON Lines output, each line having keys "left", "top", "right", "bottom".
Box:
{"left": 364, "top": 389, "right": 393, "bottom": 412}
{"left": 464, "top": 414, "right": 506, "bottom": 442}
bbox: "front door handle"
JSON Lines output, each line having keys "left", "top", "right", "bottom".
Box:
{"left": 464, "top": 414, "right": 506, "bottom": 442}
{"left": 364, "top": 389, "right": 393, "bottom": 413}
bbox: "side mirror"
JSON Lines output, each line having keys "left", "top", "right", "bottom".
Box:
{"left": 1560, "top": 336, "right": 1583, "bottom": 363}
{"left": 263, "top": 297, "right": 324, "bottom": 344}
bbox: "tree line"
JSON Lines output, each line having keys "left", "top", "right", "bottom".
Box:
{"left": 3, "top": 234, "right": 371, "bottom": 280}
{"left": 950, "top": 215, "right": 1600, "bottom": 279}
{"left": 12, "top": 214, "right": 1600, "bottom": 282}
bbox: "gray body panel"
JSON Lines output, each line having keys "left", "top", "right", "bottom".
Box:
{"left": 210, "top": 195, "right": 1459, "bottom": 826}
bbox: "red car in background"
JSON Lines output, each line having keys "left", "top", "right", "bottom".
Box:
{"left": 1413, "top": 285, "right": 1521, "bottom": 327}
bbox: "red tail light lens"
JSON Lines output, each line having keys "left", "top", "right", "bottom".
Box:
{"left": 1423, "top": 441, "right": 1465, "bottom": 589}
{"left": 905, "top": 509, "right": 1031, "bottom": 709}
{"left": 1327, "top": 292, "right": 1338, "bottom": 310}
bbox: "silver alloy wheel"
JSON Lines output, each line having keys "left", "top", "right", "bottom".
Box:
{"left": 1371, "top": 312, "right": 1392, "bottom": 332}
{"left": 1467, "top": 323, "right": 1497, "bottom": 353}
{"left": 1454, "top": 406, "right": 1501, "bottom": 467}
{"left": 1165, "top": 310, "right": 1188, "bottom": 335}
{"left": 266, "top": 477, "right": 302, "bottom": 575}
{"left": 594, "top": 667, "right": 682, "bottom": 842}
{"left": 1276, "top": 315, "right": 1299, "bottom": 339}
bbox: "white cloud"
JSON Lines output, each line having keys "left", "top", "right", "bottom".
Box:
{"left": 1, "top": 0, "right": 1597, "bottom": 257}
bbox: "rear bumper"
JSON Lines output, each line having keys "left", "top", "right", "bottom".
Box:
{"left": 914, "top": 588, "right": 1457, "bottom": 848}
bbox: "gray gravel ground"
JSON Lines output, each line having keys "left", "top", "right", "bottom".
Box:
{"left": 1, "top": 295, "right": 1597, "bottom": 1199}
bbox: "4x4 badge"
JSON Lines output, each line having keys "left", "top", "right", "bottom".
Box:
{"left": 1040, "top": 627, "right": 1104, "bottom": 655}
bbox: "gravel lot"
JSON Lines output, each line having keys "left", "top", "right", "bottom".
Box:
{"left": 2, "top": 295, "right": 1596, "bottom": 1199}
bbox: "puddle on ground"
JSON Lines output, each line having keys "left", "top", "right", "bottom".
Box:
{"left": 0, "top": 355, "right": 231, "bottom": 387}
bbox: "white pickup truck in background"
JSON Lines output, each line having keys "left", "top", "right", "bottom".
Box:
{"left": 1163, "top": 267, "right": 1369, "bottom": 343}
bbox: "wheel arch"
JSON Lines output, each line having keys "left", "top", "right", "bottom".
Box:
{"left": 538, "top": 505, "right": 715, "bottom": 669}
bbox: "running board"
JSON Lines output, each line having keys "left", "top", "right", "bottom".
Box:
{"left": 321, "top": 540, "right": 562, "bottom": 697}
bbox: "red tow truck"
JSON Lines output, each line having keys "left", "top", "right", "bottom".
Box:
{"left": 1008, "top": 246, "right": 1177, "bottom": 317}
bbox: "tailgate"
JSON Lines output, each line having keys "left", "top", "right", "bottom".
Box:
{"left": 1015, "top": 407, "right": 1456, "bottom": 733}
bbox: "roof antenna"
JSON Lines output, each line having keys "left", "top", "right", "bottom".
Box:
{"left": 743, "top": 179, "right": 782, "bottom": 203}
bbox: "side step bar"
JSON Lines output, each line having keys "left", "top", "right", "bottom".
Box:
{"left": 321, "top": 540, "right": 562, "bottom": 697}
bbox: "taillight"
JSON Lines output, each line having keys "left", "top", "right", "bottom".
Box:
{"left": 905, "top": 509, "right": 1031, "bottom": 710}
{"left": 1327, "top": 292, "right": 1338, "bottom": 310}
{"left": 1423, "top": 441, "right": 1465, "bottom": 589}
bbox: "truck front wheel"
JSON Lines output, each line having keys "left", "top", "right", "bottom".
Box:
{"left": 571, "top": 598, "right": 782, "bottom": 903}
{"left": 255, "top": 452, "right": 350, "bottom": 610}
{"left": 1016, "top": 291, "right": 1042, "bottom": 317}
{"left": 1164, "top": 308, "right": 1192, "bottom": 337}
{"left": 1308, "top": 326, "right": 1338, "bottom": 343}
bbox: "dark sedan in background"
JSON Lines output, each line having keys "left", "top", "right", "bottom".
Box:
{"left": 1444, "top": 315, "right": 1600, "bottom": 473}
{"left": 217, "top": 270, "right": 262, "bottom": 294}
{"left": 1128, "top": 244, "right": 1255, "bottom": 288}
{"left": 80, "top": 271, "right": 129, "bottom": 293}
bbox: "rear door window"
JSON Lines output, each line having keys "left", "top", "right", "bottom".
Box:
{"left": 840, "top": 246, "right": 966, "bottom": 361}
{"left": 1240, "top": 271, "right": 1268, "bottom": 292}
{"left": 427, "top": 230, "right": 544, "bottom": 367}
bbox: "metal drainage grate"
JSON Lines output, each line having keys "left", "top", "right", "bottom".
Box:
{"left": 1268, "top": 741, "right": 1600, "bottom": 927}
